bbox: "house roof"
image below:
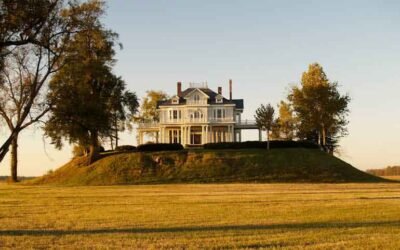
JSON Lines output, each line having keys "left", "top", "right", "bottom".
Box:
{"left": 157, "top": 87, "right": 244, "bottom": 109}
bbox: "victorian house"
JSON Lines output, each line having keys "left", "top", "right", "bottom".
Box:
{"left": 137, "top": 80, "right": 259, "bottom": 146}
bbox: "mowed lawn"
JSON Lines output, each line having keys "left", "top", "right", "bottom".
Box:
{"left": 1, "top": 183, "right": 400, "bottom": 249}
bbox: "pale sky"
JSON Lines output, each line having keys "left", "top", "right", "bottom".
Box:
{"left": 1, "top": 0, "right": 400, "bottom": 176}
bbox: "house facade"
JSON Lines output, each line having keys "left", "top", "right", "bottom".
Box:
{"left": 137, "top": 80, "right": 259, "bottom": 146}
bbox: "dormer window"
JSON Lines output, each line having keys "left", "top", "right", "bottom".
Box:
{"left": 172, "top": 96, "right": 179, "bottom": 104}
{"left": 194, "top": 94, "right": 200, "bottom": 102}
{"left": 216, "top": 96, "right": 223, "bottom": 103}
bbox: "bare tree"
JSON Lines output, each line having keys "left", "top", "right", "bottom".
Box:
{"left": 0, "top": 0, "right": 83, "bottom": 180}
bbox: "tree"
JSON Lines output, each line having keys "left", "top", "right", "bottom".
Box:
{"left": 288, "top": 63, "right": 350, "bottom": 153}
{"left": 272, "top": 101, "right": 296, "bottom": 140}
{"left": 0, "top": 0, "right": 82, "bottom": 180}
{"left": 44, "top": 0, "right": 120, "bottom": 165}
{"left": 0, "top": 0, "right": 62, "bottom": 48}
{"left": 108, "top": 76, "right": 139, "bottom": 149}
{"left": 136, "top": 90, "right": 168, "bottom": 122}
{"left": 133, "top": 90, "right": 168, "bottom": 142}
{"left": 254, "top": 103, "right": 275, "bottom": 150}
{"left": 0, "top": 47, "right": 53, "bottom": 181}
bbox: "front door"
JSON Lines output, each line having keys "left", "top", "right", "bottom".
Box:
{"left": 192, "top": 134, "right": 201, "bottom": 145}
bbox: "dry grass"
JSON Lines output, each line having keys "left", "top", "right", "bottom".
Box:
{"left": 0, "top": 183, "right": 400, "bottom": 249}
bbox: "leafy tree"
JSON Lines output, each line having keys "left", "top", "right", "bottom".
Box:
{"left": 272, "top": 101, "right": 296, "bottom": 140}
{"left": 0, "top": 0, "right": 62, "bottom": 48}
{"left": 254, "top": 103, "right": 275, "bottom": 150}
{"left": 44, "top": 0, "right": 120, "bottom": 165}
{"left": 136, "top": 90, "right": 168, "bottom": 122}
{"left": 134, "top": 90, "right": 168, "bottom": 142}
{"left": 288, "top": 63, "right": 350, "bottom": 153}
{"left": 108, "top": 76, "right": 139, "bottom": 149}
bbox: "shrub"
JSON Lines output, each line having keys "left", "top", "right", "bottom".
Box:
{"left": 72, "top": 145, "right": 87, "bottom": 157}
{"left": 137, "top": 143, "right": 184, "bottom": 152}
{"left": 115, "top": 145, "right": 137, "bottom": 152}
{"left": 203, "top": 140, "right": 319, "bottom": 150}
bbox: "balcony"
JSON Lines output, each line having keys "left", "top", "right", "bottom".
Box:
{"left": 138, "top": 121, "right": 159, "bottom": 129}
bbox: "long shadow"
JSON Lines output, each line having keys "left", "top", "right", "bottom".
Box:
{"left": 1, "top": 220, "right": 399, "bottom": 236}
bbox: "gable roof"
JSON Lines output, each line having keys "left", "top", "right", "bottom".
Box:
{"left": 183, "top": 88, "right": 210, "bottom": 99}
{"left": 157, "top": 87, "right": 244, "bottom": 109}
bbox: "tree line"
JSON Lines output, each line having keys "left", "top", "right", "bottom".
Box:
{"left": 367, "top": 166, "right": 400, "bottom": 177}
{"left": 255, "top": 63, "right": 351, "bottom": 154}
{"left": 0, "top": 0, "right": 139, "bottom": 182}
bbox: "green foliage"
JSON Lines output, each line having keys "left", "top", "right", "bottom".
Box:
{"left": 273, "top": 101, "right": 296, "bottom": 140}
{"left": 115, "top": 145, "right": 137, "bottom": 152}
{"left": 136, "top": 90, "right": 168, "bottom": 122}
{"left": 108, "top": 76, "right": 139, "bottom": 148}
{"left": 288, "top": 63, "right": 350, "bottom": 152}
{"left": 254, "top": 103, "right": 275, "bottom": 149}
{"left": 137, "top": 143, "right": 184, "bottom": 152}
{"left": 203, "top": 141, "right": 319, "bottom": 150}
{"left": 44, "top": 1, "right": 121, "bottom": 164}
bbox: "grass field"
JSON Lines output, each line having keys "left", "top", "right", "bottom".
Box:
{"left": 1, "top": 183, "right": 400, "bottom": 249}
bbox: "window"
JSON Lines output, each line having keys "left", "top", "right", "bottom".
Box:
{"left": 173, "top": 110, "right": 178, "bottom": 119}
{"left": 216, "top": 96, "right": 223, "bottom": 103}
{"left": 194, "top": 94, "right": 200, "bottom": 102}
{"left": 214, "top": 109, "right": 225, "bottom": 119}
{"left": 172, "top": 98, "right": 179, "bottom": 104}
{"left": 217, "top": 109, "right": 222, "bottom": 118}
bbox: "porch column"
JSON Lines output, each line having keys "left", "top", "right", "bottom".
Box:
{"left": 201, "top": 125, "right": 204, "bottom": 144}
{"left": 188, "top": 126, "right": 191, "bottom": 145}
{"left": 181, "top": 126, "right": 185, "bottom": 145}
{"left": 205, "top": 126, "right": 209, "bottom": 144}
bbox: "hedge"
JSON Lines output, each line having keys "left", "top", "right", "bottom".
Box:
{"left": 203, "top": 140, "right": 319, "bottom": 150}
{"left": 137, "top": 143, "right": 184, "bottom": 152}
{"left": 115, "top": 145, "right": 137, "bottom": 152}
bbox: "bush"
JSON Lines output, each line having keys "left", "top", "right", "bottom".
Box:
{"left": 115, "top": 145, "right": 137, "bottom": 152}
{"left": 72, "top": 145, "right": 87, "bottom": 157}
{"left": 203, "top": 140, "right": 319, "bottom": 150}
{"left": 137, "top": 143, "right": 184, "bottom": 152}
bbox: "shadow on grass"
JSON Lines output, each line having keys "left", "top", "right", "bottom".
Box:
{"left": 1, "top": 220, "right": 399, "bottom": 236}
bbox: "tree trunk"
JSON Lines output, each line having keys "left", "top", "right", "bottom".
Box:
{"left": 110, "top": 136, "right": 114, "bottom": 150}
{"left": 317, "top": 130, "right": 321, "bottom": 145}
{"left": 87, "top": 130, "right": 99, "bottom": 166}
{"left": 0, "top": 133, "right": 16, "bottom": 164}
{"left": 10, "top": 134, "right": 19, "bottom": 182}
{"left": 321, "top": 125, "right": 326, "bottom": 147}
{"left": 266, "top": 130, "right": 270, "bottom": 150}
{"left": 115, "top": 128, "right": 119, "bottom": 149}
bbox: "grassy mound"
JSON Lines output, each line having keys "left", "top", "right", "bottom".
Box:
{"left": 30, "top": 148, "right": 386, "bottom": 185}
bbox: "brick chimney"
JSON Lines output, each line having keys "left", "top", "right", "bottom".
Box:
{"left": 218, "top": 86, "right": 222, "bottom": 95}
{"left": 229, "top": 79, "right": 232, "bottom": 100}
{"left": 177, "top": 82, "right": 182, "bottom": 96}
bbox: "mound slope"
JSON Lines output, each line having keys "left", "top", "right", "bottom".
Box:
{"left": 31, "top": 148, "right": 385, "bottom": 185}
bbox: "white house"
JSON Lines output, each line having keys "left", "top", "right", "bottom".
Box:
{"left": 137, "top": 80, "right": 260, "bottom": 146}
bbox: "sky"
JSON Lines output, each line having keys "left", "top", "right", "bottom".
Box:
{"left": 1, "top": 0, "right": 400, "bottom": 176}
